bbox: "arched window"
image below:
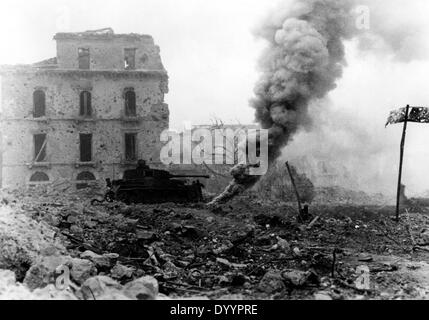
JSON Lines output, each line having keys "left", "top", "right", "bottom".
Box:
{"left": 33, "top": 90, "right": 46, "bottom": 118}
{"left": 124, "top": 89, "right": 136, "bottom": 117}
{"left": 79, "top": 91, "right": 92, "bottom": 116}
{"left": 30, "top": 172, "right": 49, "bottom": 182}
{"left": 76, "top": 171, "right": 96, "bottom": 190}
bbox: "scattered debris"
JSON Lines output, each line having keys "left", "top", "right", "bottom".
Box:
{"left": 216, "top": 258, "right": 247, "bottom": 269}
{"left": 80, "top": 251, "right": 117, "bottom": 271}
{"left": 78, "top": 276, "right": 126, "bottom": 300}
{"left": 110, "top": 263, "right": 135, "bottom": 281}
{"left": 123, "top": 276, "right": 159, "bottom": 300}
{"left": 258, "top": 271, "right": 286, "bottom": 294}
{"left": 358, "top": 255, "right": 374, "bottom": 263}
{"left": 282, "top": 269, "right": 319, "bottom": 287}
{"left": 69, "top": 258, "right": 97, "bottom": 285}
{"left": 307, "top": 216, "right": 320, "bottom": 230}
{"left": 314, "top": 292, "right": 333, "bottom": 300}
{"left": 1, "top": 188, "right": 429, "bottom": 300}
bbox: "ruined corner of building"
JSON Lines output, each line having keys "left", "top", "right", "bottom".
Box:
{"left": 0, "top": 28, "right": 169, "bottom": 191}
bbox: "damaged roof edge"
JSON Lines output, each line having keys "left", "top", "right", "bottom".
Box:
{"left": 32, "top": 57, "right": 58, "bottom": 68}
{"left": 53, "top": 28, "right": 154, "bottom": 41}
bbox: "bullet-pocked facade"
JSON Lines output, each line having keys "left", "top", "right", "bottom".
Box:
{"left": 0, "top": 28, "right": 169, "bottom": 189}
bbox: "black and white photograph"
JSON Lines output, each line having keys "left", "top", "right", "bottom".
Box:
{"left": 0, "top": 0, "right": 429, "bottom": 309}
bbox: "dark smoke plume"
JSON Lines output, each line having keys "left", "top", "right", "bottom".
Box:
{"left": 208, "top": 0, "right": 429, "bottom": 206}
{"left": 252, "top": 0, "right": 358, "bottom": 163}
{"left": 208, "top": 0, "right": 359, "bottom": 206}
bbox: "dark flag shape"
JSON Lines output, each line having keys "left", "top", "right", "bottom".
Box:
{"left": 385, "top": 104, "right": 429, "bottom": 221}
{"left": 386, "top": 106, "right": 429, "bottom": 127}
{"left": 408, "top": 107, "right": 429, "bottom": 123}
{"left": 385, "top": 107, "right": 407, "bottom": 127}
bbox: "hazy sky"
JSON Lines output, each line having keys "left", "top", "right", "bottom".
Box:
{"left": 2, "top": 0, "right": 429, "bottom": 194}
{"left": 0, "top": 0, "right": 279, "bottom": 129}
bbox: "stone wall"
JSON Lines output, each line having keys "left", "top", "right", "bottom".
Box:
{"left": 0, "top": 71, "right": 169, "bottom": 189}
{"left": 55, "top": 35, "right": 164, "bottom": 71}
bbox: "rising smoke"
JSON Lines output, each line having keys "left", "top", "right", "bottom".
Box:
{"left": 278, "top": 0, "right": 429, "bottom": 196}
{"left": 252, "top": 0, "right": 358, "bottom": 163}
{"left": 209, "top": 0, "right": 359, "bottom": 206}
{"left": 208, "top": 0, "right": 429, "bottom": 206}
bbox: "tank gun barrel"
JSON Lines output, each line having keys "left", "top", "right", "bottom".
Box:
{"left": 170, "top": 174, "right": 210, "bottom": 179}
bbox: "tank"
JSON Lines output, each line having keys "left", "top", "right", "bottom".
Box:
{"left": 102, "top": 162, "right": 210, "bottom": 204}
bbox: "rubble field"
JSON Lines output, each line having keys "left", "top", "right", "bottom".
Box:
{"left": 1, "top": 188, "right": 429, "bottom": 300}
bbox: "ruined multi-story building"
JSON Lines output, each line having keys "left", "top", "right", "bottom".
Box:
{"left": 0, "top": 28, "right": 169, "bottom": 189}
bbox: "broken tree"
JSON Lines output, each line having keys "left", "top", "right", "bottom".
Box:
{"left": 286, "top": 162, "right": 309, "bottom": 221}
